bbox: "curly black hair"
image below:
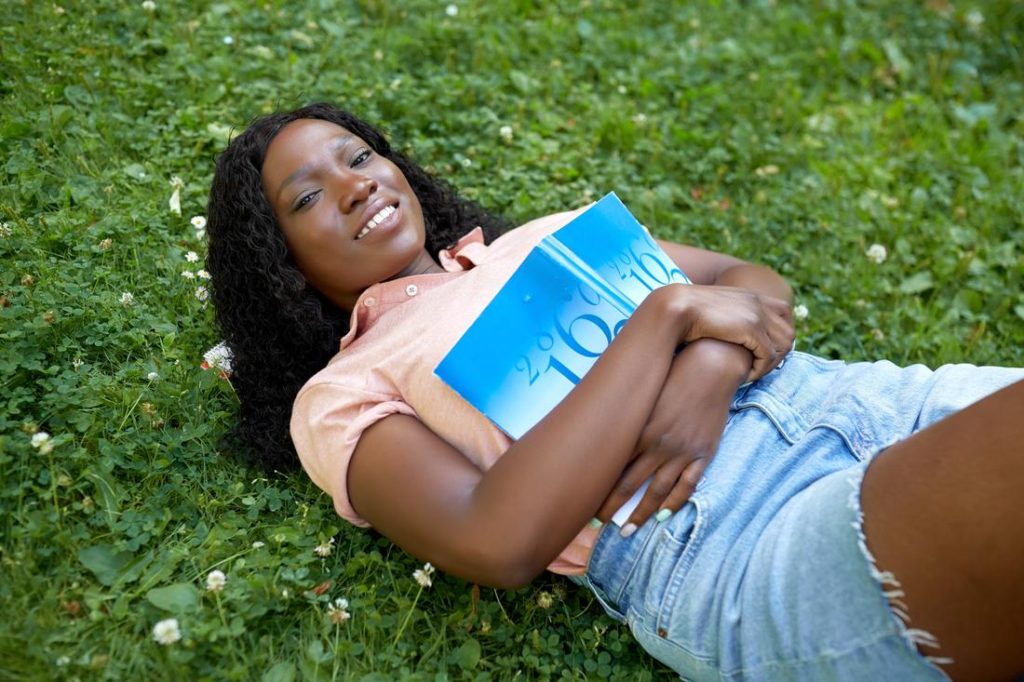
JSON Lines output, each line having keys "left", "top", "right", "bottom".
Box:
{"left": 206, "top": 102, "right": 512, "bottom": 472}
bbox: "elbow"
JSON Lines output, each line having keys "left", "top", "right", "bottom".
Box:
{"left": 449, "top": 539, "right": 550, "bottom": 590}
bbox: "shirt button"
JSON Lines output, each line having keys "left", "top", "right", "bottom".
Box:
{"left": 363, "top": 297, "right": 376, "bottom": 307}
{"left": 405, "top": 284, "right": 419, "bottom": 297}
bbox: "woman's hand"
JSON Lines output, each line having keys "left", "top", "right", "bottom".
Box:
{"left": 593, "top": 339, "right": 751, "bottom": 533}
{"left": 662, "top": 284, "right": 794, "bottom": 381}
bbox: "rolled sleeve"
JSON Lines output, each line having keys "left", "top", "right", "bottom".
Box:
{"left": 290, "top": 383, "right": 417, "bottom": 527}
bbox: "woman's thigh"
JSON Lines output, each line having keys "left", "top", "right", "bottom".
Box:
{"left": 860, "top": 376, "right": 1024, "bottom": 681}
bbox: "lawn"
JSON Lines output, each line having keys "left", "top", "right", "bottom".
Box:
{"left": 1, "top": 0, "right": 1022, "bottom": 679}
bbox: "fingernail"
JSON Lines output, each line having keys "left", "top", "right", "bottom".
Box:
{"left": 655, "top": 509, "right": 672, "bottom": 523}
{"left": 588, "top": 517, "right": 603, "bottom": 529}
{"left": 619, "top": 523, "right": 638, "bottom": 538}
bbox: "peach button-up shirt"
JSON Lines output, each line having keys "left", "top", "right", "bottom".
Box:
{"left": 290, "top": 206, "right": 599, "bottom": 575}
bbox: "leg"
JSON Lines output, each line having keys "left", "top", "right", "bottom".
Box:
{"left": 861, "top": 378, "right": 1024, "bottom": 681}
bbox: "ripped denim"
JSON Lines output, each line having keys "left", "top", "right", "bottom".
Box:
{"left": 581, "top": 352, "right": 1023, "bottom": 681}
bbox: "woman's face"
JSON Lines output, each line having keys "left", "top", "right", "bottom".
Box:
{"left": 261, "top": 118, "right": 432, "bottom": 311}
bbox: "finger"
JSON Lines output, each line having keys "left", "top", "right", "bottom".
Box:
{"left": 594, "top": 451, "right": 661, "bottom": 523}
{"left": 654, "top": 457, "right": 710, "bottom": 519}
{"left": 618, "top": 458, "right": 688, "bottom": 537}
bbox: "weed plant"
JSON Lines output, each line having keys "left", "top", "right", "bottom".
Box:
{"left": 1, "top": 0, "right": 1022, "bottom": 680}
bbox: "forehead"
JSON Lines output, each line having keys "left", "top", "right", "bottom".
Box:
{"left": 261, "top": 119, "right": 357, "bottom": 194}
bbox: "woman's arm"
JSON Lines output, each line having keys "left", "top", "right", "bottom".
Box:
{"left": 349, "top": 283, "right": 786, "bottom": 588}
{"left": 594, "top": 241, "right": 795, "bottom": 529}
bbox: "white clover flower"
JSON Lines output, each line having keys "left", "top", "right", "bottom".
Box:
{"left": 181, "top": 270, "right": 195, "bottom": 279}
{"left": 755, "top": 164, "right": 780, "bottom": 177}
{"left": 327, "top": 597, "right": 351, "bottom": 624}
{"left": 866, "top": 243, "right": 888, "bottom": 264}
{"left": 31, "top": 432, "right": 51, "bottom": 451}
{"left": 0, "top": 222, "right": 10, "bottom": 238}
{"left": 313, "top": 537, "right": 335, "bottom": 557}
{"left": 445, "top": 4, "right": 458, "bottom": 16}
{"left": 152, "top": 618, "right": 181, "bottom": 645}
{"left": 793, "top": 304, "right": 808, "bottom": 321}
{"left": 141, "top": 0, "right": 156, "bottom": 10}
{"left": 168, "top": 177, "right": 183, "bottom": 216}
{"left": 190, "top": 215, "right": 207, "bottom": 230}
{"left": 72, "top": 358, "right": 83, "bottom": 370}
{"left": 56, "top": 655, "right": 71, "bottom": 667}
{"left": 120, "top": 292, "right": 134, "bottom": 306}
{"left": 202, "top": 341, "right": 234, "bottom": 373}
{"left": 617, "top": 85, "right": 627, "bottom": 95}
{"left": 499, "top": 125, "right": 513, "bottom": 142}
{"left": 184, "top": 251, "right": 199, "bottom": 263}
{"left": 223, "top": 35, "right": 234, "bottom": 45}
{"left": 965, "top": 9, "right": 984, "bottom": 29}
{"left": 194, "top": 286, "right": 209, "bottom": 302}
{"left": 147, "top": 371, "right": 160, "bottom": 381}
{"left": 196, "top": 270, "right": 210, "bottom": 280}
{"left": 413, "top": 562, "right": 435, "bottom": 588}
{"left": 205, "top": 569, "right": 227, "bottom": 592}
{"left": 251, "top": 541, "right": 265, "bottom": 549}
{"left": 536, "top": 591, "right": 553, "bottom": 609}
{"left": 460, "top": 158, "right": 472, "bottom": 168}
{"left": 632, "top": 113, "right": 647, "bottom": 125}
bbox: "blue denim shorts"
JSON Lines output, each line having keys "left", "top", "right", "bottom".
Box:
{"left": 580, "top": 352, "right": 1022, "bottom": 681}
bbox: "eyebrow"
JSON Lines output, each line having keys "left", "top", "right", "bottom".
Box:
{"left": 275, "top": 134, "right": 353, "bottom": 204}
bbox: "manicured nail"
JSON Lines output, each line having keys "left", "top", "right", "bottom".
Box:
{"left": 655, "top": 509, "right": 672, "bottom": 523}
{"left": 588, "top": 517, "right": 603, "bottom": 529}
{"left": 619, "top": 523, "right": 638, "bottom": 538}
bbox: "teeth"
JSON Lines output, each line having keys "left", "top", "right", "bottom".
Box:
{"left": 357, "top": 205, "right": 396, "bottom": 239}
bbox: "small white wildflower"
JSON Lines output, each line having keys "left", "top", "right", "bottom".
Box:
{"left": 56, "top": 655, "right": 71, "bottom": 667}
{"left": 190, "top": 215, "right": 207, "bottom": 230}
{"left": 327, "top": 597, "right": 351, "bottom": 624}
{"left": 141, "top": 0, "right": 156, "bottom": 10}
{"left": 251, "top": 541, "right": 265, "bottom": 549}
{"left": 72, "top": 358, "right": 83, "bottom": 370}
{"left": 536, "top": 591, "right": 553, "bottom": 609}
{"left": 147, "top": 371, "right": 160, "bottom": 381}
{"left": 460, "top": 157, "right": 472, "bottom": 168}
{"left": 499, "top": 125, "right": 513, "bottom": 142}
{"left": 223, "top": 35, "right": 234, "bottom": 45}
{"left": 31, "top": 432, "right": 51, "bottom": 449}
{"left": 445, "top": 4, "right": 458, "bottom": 16}
{"left": 0, "top": 222, "right": 10, "bottom": 238}
{"left": 152, "top": 618, "right": 181, "bottom": 645}
{"left": 120, "top": 292, "right": 134, "bottom": 306}
{"left": 632, "top": 112, "right": 647, "bottom": 125}
{"left": 373, "top": 48, "right": 384, "bottom": 61}
{"left": 196, "top": 270, "right": 210, "bottom": 280}
{"left": 793, "top": 304, "right": 809, "bottom": 321}
{"left": 194, "top": 286, "right": 209, "bottom": 302}
{"left": 184, "top": 251, "right": 199, "bottom": 263}
{"left": 280, "top": 588, "right": 290, "bottom": 599}
{"left": 205, "top": 569, "right": 227, "bottom": 592}
{"left": 181, "top": 270, "right": 195, "bottom": 279}
{"left": 202, "top": 341, "right": 234, "bottom": 373}
{"left": 866, "top": 243, "right": 888, "bottom": 264}
{"left": 413, "top": 562, "right": 435, "bottom": 588}
{"left": 314, "top": 537, "right": 335, "bottom": 557}
{"left": 880, "top": 194, "right": 899, "bottom": 209}
{"left": 965, "top": 9, "right": 984, "bottom": 29}
{"left": 755, "top": 164, "right": 780, "bottom": 177}
{"left": 617, "top": 85, "right": 627, "bottom": 95}
{"left": 168, "top": 177, "right": 183, "bottom": 216}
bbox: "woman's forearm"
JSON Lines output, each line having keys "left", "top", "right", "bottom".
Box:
{"left": 715, "top": 262, "right": 793, "bottom": 306}
{"left": 469, "top": 285, "right": 689, "bottom": 585}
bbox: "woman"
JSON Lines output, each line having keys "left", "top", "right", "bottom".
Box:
{"left": 206, "top": 103, "right": 1024, "bottom": 681}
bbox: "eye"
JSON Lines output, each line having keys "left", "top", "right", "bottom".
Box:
{"left": 293, "top": 189, "right": 320, "bottom": 212}
{"left": 351, "top": 148, "right": 372, "bottom": 166}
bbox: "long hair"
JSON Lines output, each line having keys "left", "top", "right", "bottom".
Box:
{"left": 206, "top": 102, "right": 511, "bottom": 471}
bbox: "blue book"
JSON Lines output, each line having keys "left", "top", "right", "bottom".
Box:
{"left": 435, "top": 192, "right": 690, "bottom": 440}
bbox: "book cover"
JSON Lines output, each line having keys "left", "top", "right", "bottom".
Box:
{"left": 434, "top": 192, "right": 689, "bottom": 524}
{"left": 435, "top": 192, "right": 690, "bottom": 440}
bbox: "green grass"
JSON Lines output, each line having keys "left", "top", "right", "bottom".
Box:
{"left": 2, "top": 0, "right": 1023, "bottom": 679}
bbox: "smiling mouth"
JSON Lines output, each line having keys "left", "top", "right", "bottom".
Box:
{"left": 356, "top": 204, "right": 398, "bottom": 240}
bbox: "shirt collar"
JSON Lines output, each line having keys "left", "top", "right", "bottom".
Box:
{"left": 339, "top": 227, "right": 487, "bottom": 350}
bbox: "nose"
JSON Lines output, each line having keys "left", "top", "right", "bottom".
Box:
{"left": 338, "top": 171, "right": 378, "bottom": 214}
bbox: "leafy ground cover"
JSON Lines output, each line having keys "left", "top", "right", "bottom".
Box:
{"left": 1, "top": 0, "right": 1022, "bottom": 679}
